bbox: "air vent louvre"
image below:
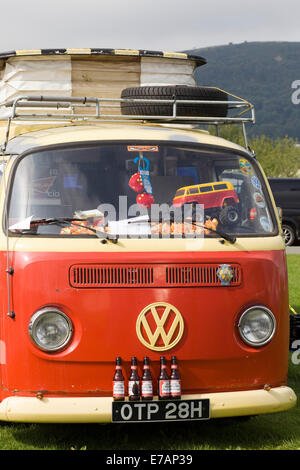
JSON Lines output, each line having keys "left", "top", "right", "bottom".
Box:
{"left": 70, "top": 264, "right": 241, "bottom": 288}
{"left": 70, "top": 265, "right": 154, "bottom": 288}
{"left": 165, "top": 264, "right": 241, "bottom": 286}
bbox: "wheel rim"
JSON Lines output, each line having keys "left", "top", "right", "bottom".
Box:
{"left": 228, "top": 210, "right": 238, "bottom": 223}
{"left": 282, "top": 226, "right": 294, "bottom": 245}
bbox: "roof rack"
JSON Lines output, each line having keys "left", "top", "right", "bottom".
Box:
{"left": 0, "top": 93, "right": 255, "bottom": 153}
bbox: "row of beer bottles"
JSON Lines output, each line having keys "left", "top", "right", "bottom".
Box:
{"left": 113, "top": 356, "right": 181, "bottom": 401}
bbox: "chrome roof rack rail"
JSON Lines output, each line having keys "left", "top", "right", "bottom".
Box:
{"left": 0, "top": 94, "right": 255, "bottom": 154}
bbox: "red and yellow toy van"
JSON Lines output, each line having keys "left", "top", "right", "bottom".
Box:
{"left": 0, "top": 48, "right": 296, "bottom": 423}
{"left": 173, "top": 181, "right": 238, "bottom": 207}
{"left": 173, "top": 181, "right": 240, "bottom": 226}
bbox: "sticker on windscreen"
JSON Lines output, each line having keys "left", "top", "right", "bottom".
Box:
{"left": 239, "top": 158, "right": 253, "bottom": 175}
{"left": 251, "top": 176, "right": 262, "bottom": 191}
{"left": 253, "top": 192, "right": 265, "bottom": 208}
{"left": 260, "top": 216, "right": 272, "bottom": 232}
{"left": 32, "top": 176, "right": 57, "bottom": 194}
{"left": 127, "top": 146, "right": 159, "bottom": 152}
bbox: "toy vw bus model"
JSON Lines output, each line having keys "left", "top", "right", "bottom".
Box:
{"left": 173, "top": 181, "right": 240, "bottom": 226}
{"left": 0, "top": 48, "right": 296, "bottom": 423}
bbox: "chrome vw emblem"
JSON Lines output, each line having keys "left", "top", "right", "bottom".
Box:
{"left": 136, "top": 302, "right": 184, "bottom": 351}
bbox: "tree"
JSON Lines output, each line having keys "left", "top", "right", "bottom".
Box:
{"left": 209, "top": 125, "right": 300, "bottom": 177}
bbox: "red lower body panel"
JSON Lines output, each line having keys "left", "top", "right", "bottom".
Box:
{"left": 0, "top": 250, "right": 289, "bottom": 399}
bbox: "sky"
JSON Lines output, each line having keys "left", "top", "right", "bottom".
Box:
{"left": 0, "top": 0, "right": 300, "bottom": 53}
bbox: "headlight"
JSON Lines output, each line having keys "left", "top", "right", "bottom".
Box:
{"left": 29, "top": 308, "right": 73, "bottom": 352}
{"left": 238, "top": 306, "right": 276, "bottom": 347}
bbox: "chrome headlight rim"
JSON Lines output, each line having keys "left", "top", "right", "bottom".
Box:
{"left": 238, "top": 305, "right": 276, "bottom": 348}
{"left": 28, "top": 307, "right": 73, "bottom": 352}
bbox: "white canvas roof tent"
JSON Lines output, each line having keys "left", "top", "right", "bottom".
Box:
{"left": 0, "top": 48, "right": 206, "bottom": 105}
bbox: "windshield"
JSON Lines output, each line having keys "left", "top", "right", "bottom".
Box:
{"left": 8, "top": 143, "right": 276, "bottom": 238}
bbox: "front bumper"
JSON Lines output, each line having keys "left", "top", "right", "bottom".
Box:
{"left": 0, "top": 386, "right": 296, "bottom": 423}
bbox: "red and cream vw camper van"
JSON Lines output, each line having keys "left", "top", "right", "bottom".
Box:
{"left": 0, "top": 48, "right": 296, "bottom": 423}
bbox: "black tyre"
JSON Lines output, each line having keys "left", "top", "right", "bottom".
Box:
{"left": 120, "top": 85, "right": 228, "bottom": 118}
{"left": 219, "top": 205, "right": 240, "bottom": 226}
{"left": 282, "top": 224, "right": 296, "bottom": 246}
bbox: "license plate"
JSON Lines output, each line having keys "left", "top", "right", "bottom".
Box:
{"left": 112, "top": 399, "right": 210, "bottom": 423}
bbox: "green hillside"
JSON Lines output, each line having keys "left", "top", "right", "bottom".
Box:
{"left": 186, "top": 42, "right": 300, "bottom": 139}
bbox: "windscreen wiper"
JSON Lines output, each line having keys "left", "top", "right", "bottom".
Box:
{"left": 128, "top": 214, "right": 236, "bottom": 244}
{"left": 189, "top": 221, "right": 236, "bottom": 244}
{"left": 10, "top": 217, "right": 119, "bottom": 243}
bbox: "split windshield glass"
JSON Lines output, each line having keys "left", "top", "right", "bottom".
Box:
{"left": 7, "top": 143, "right": 276, "bottom": 238}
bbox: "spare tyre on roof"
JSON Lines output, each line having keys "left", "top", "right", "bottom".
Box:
{"left": 120, "top": 85, "right": 228, "bottom": 118}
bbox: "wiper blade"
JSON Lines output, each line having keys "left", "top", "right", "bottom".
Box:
{"left": 11, "top": 217, "right": 119, "bottom": 243}
{"left": 137, "top": 214, "right": 236, "bottom": 244}
{"left": 31, "top": 217, "right": 83, "bottom": 225}
{"left": 190, "top": 221, "right": 236, "bottom": 244}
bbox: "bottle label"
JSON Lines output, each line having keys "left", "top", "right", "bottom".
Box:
{"left": 141, "top": 380, "right": 153, "bottom": 397}
{"left": 170, "top": 380, "right": 181, "bottom": 396}
{"left": 113, "top": 381, "right": 125, "bottom": 398}
{"left": 159, "top": 380, "right": 170, "bottom": 397}
{"left": 128, "top": 380, "right": 140, "bottom": 397}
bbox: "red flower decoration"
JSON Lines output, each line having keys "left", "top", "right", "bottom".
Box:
{"left": 129, "top": 172, "right": 144, "bottom": 193}
{"left": 136, "top": 192, "right": 154, "bottom": 208}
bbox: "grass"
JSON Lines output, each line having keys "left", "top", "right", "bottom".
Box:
{"left": 287, "top": 254, "right": 300, "bottom": 314}
{"left": 0, "top": 255, "right": 299, "bottom": 451}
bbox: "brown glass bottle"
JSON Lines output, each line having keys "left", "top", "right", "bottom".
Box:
{"left": 141, "top": 357, "right": 153, "bottom": 401}
{"left": 170, "top": 356, "right": 181, "bottom": 399}
{"left": 158, "top": 356, "right": 170, "bottom": 400}
{"left": 112, "top": 356, "right": 125, "bottom": 401}
{"left": 128, "top": 357, "right": 140, "bottom": 401}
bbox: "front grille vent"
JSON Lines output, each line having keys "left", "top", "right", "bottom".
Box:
{"left": 70, "top": 264, "right": 154, "bottom": 288}
{"left": 165, "top": 264, "right": 241, "bottom": 286}
{"left": 69, "top": 263, "right": 241, "bottom": 288}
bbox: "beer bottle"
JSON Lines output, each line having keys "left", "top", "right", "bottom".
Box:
{"left": 141, "top": 357, "right": 153, "bottom": 401}
{"left": 170, "top": 356, "right": 181, "bottom": 399}
{"left": 128, "top": 356, "right": 140, "bottom": 401}
{"left": 158, "top": 356, "right": 170, "bottom": 400}
{"left": 112, "top": 356, "right": 125, "bottom": 401}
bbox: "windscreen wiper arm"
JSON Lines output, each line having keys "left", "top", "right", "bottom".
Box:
{"left": 128, "top": 214, "right": 236, "bottom": 244}
{"left": 11, "top": 217, "right": 119, "bottom": 243}
{"left": 189, "top": 221, "right": 236, "bottom": 244}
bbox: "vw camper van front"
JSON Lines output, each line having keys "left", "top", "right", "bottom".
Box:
{"left": 0, "top": 48, "right": 296, "bottom": 423}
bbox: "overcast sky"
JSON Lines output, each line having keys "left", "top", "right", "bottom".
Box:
{"left": 1, "top": 0, "right": 300, "bottom": 52}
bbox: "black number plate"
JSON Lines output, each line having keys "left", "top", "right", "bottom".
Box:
{"left": 112, "top": 399, "right": 210, "bottom": 423}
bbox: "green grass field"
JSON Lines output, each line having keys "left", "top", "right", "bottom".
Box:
{"left": 0, "top": 255, "right": 299, "bottom": 451}
{"left": 288, "top": 255, "right": 300, "bottom": 314}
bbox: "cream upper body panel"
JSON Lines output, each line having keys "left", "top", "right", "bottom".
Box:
{"left": 2, "top": 234, "right": 286, "bottom": 253}
{"left": 2, "top": 122, "right": 247, "bottom": 155}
